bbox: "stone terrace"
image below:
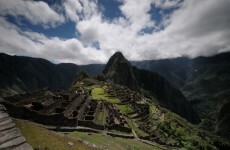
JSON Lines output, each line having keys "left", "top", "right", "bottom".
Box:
{"left": 0, "top": 104, "right": 32, "bottom": 150}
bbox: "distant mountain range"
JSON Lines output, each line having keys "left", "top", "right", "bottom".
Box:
{"left": 132, "top": 52, "right": 230, "bottom": 139}
{"left": 131, "top": 57, "right": 190, "bottom": 89}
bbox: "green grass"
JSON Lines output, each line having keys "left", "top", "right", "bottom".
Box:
{"left": 69, "top": 131, "right": 160, "bottom": 150}
{"left": 126, "top": 119, "right": 149, "bottom": 137}
{"left": 14, "top": 119, "right": 90, "bottom": 150}
{"left": 95, "top": 111, "right": 104, "bottom": 124}
{"left": 95, "top": 109, "right": 106, "bottom": 125}
{"left": 116, "top": 104, "right": 134, "bottom": 114}
{"left": 92, "top": 87, "right": 120, "bottom": 103}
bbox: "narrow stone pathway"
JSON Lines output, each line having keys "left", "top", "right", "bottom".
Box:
{"left": 0, "top": 104, "right": 33, "bottom": 150}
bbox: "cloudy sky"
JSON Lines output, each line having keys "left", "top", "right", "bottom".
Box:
{"left": 0, "top": 0, "right": 230, "bottom": 64}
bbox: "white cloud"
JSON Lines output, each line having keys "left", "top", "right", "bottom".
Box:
{"left": 0, "top": 0, "right": 65, "bottom": 27}
{"left": 153, "top": 0, "right": 182, "bottom": 9}
{"left": 0, "top": 0, "right": 230, "bottom": 64}
{"left": 143, "top": 0, "right": 230, "bottom": 59}
{"left": 75, "top": 0, "right": 230, "bottom": 61}
{"left": 0, "top": 16, "right": 106, "bottom": 64}
{"left": 119, "top": 0, "right": 155, "bottom": 32}
{"left": 63, "top": 0, "right": 99, "bottom": 23}
{"left": 64, "top": 0, "right": 82, "bottom": 22}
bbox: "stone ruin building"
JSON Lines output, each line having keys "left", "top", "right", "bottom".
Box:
{"left": 0, "top": 81, "right": 152, "bottom": 140}
{"left": 1, "top": 87, "right": 133, "bottom": 133}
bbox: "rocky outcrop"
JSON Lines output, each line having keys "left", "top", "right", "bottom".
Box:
{"left": 0, "top": 104, "right": 32, "bottom": 150}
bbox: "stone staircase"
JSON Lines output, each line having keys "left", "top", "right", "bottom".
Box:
{"left": 0, "top": 104, "right": 33, "bottom": 150}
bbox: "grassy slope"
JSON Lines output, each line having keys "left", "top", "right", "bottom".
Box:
{"left": 92, "top": 87, "right": 120, "bottom": 103}
{"left": 95, "top": 108, "right": 106, "bottom": 125}
{"left": 116, "top": 104, "right": 134, "bottom": 114}
{"left": 138, "top": 102, "right": 217, "bottom": 149}
{"left": 126, "top": 119, "right": 149, "bottom": 137}
{"left": 69, "top": 131, "right": 160, "bottom": 150}
{"left": 14, "top": 119, "right": 90, "bottom": 150}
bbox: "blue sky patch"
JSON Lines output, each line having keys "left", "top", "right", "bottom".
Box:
{"left": 6, "top": 15, "right": 76, "bottom": 39}
{"left": 92, "top": 41, "right": 101, "bottom": 50}
{"left": 98, "top": 0, "right": 124, "bottom": 20}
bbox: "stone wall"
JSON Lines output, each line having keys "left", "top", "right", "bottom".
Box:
{"left": 106, "top": 124, "right": 132, "bottom": 133}
{"left": 0, "top": 104, "right": 33, "bottom": 150}
{"left": 78, "top": 120, "right": 104, "bottom": 130}
{"left": 2, "top": 102, "right": 77, "bottom": 127}
{"left": 107, "top": 132, "right": 135, "bottom": 139}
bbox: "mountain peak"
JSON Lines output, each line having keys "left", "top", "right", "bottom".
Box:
{"left": 103, "top": 51, "right": 140, "bottom": 91}
{"left": 112, "top": 51, "right": 125, "bottom": 59}
{"left": 104, "top": 52, "right": 126, "bottom": 69}
{"left": 103, "top": 51, "right": 128, "bottom": 75}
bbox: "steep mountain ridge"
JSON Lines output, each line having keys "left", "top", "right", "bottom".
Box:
{"left": 0, "top": 53, "right": 104, "bottom": 97}
{"left": 182, "top": 53, "right": 230, "bottom": 140}
{"left": 103, "top": 52, "right": 200, "bottom": 123}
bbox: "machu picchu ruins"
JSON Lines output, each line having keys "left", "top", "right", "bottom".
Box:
{"left": 1, "top": 74, "right": 224, "bottom": 149}
{"left": 1, "top": 81, "right": 151, "bottom": 139}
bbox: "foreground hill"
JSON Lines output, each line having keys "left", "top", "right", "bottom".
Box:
{"left": 0, "top": 53, "right": 104, "bottom": 97}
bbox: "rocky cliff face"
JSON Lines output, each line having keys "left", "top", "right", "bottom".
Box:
{"left": 103, "top": 52, "right": 200, "bottom": 123}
